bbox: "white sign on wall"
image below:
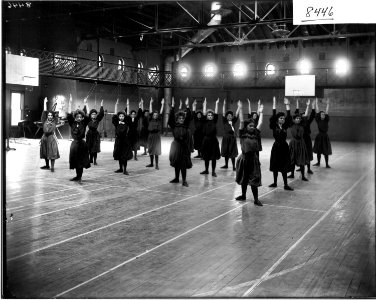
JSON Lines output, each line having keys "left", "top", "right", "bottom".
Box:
{"left": 6, "top": 54, "right": 39, "bottom": 86}
{"left": 293, "top": 0, "right": 376, "bottom": 25}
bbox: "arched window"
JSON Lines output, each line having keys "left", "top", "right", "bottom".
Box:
{"left": 265, "top": 63, "right": 276, "bottom": 76}
{"left": 98, "top": 55, "right": 104, "bottom": 67}
{"left": 148, "top": 65, "right": 159, "bottom": 82}
{"left": 118, "top": 58, "right": 125, "bottom": 71}
{"left": 137, "top": 61, "right": 143, "bottom": 71}
{"left": 204, "top": 64, "right": 216, "bottom": 77}
{"left": 180, "top": 65, "right": 189, "bottom": 78}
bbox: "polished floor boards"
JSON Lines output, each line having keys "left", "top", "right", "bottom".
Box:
{"left": 4, "top": 137, "right": 375, "bottom": 298}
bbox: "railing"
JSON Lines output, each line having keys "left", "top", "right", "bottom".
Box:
{"left": 24, "top": 48, "right": 173, "bottom": 87}
{"left": 24, "top": 48, "right": 374, "bottom": 88}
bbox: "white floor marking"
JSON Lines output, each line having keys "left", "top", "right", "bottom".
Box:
{"left": 242, "top": 169, "right": 372, "bottom": 297}
{"left": 194, "top": 252, "right": 329, "bottom": 296}
{"left": 7, "top": 182, "right": 235, "bottom": 261}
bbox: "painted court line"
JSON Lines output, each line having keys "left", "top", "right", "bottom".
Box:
{"left": 8, "top": 180, "right": 178, "bottom": 219}
{"left": 53, "top": 186, "right": 279, "bottom": 298}
{"left": 7, "top": 182, "right": 235, "bottom": 261}
{"left": 242, "top": 168, "right": 372, "bottom": 297}
{"left": 194, "top": 252, "right": 329, "bottom": 297}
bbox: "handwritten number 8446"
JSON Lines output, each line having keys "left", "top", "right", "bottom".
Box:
{"left": 306, "top": 6, "right": 333, "bottom": 18}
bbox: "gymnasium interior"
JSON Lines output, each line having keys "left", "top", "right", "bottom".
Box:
{"left": 3, "top": 1, "right": 375, "bottom": 298}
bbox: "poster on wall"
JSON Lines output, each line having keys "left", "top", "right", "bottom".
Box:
{"left": 285, "top": 75, "right": 316, "bottom": 96}
{"left": 5, "top": 54, "right": 39, "bottom": 86}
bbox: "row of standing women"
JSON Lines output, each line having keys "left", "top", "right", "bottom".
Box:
{"left": 39, "top": 96, "right": 332, "bottom": 203}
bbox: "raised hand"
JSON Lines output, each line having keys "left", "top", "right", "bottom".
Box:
{"left": 238, "top": 100, "right": 242, "bottom": 108}
{"left": 273, "top": 96, "right": 276, "bottom": 105}
{"left": 216, "top": 98, "right": 219, "bottom": 104}
{"left": 185, "top": 97, "right": 189, "bottom": 106}
{"left": 126, "top": 98, "right": 129, "bottom": 105}
{"left": 259, "top": 104, "right": 264, "bottom": 113}
{"left": 203, "top": 98, "right": 207, "bottom": 105}
{"left": 247, "top": 98, "right": 250, "bottom": 104}
{"left": 150, "top": 97, "right": 154, "bottom": 103}
{"left": 171, "top": 97, "right": 174, "bottom": 107}
{"left": 101, "top": 99, "right": 104, "bottom": 107}
{"left": 283, "top": 97, "right": 290, "bottom": 105}
{"left": 44, "top": 97, "right": 48, "bottom": 103}
{"left": 116, "top": 98, "right": 119, "bottom": 105}
{"left": 306, "top": 99, "right": 310, "bottom": 106}
{"left": 161, "top": 98, "right": 165, "bottom": 105}
{"left": 83, "top": 97, "right": 88, "bottom": 104}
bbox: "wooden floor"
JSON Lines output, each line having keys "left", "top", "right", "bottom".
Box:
{"left": 4, "top": 137, "right": 375, "bottom": 298}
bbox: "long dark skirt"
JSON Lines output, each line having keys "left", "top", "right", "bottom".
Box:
{"left": 269, "top": 141, "right": 292, "bottom": 172}
{"left": 69, "top": 139, "right": 91, "bottom": 169}
{"left": 313, "top": 132, "right": 332, "bottom": 155}
{"left": 193, "top": 130, "right": 204, "bottom": 151}
{"left": 169, "top": 140, "right": 192, "bottom": 169}
{"left": 201, "top": 136, "right": 221, "bottom": 160}
{"left": 40, "top": 134, "right": 60, "bottom": 160}
{"left": 236, "top": 152, "right": 262, "bottom": 187}
{"left": 289, "top": 139, "right": 310, "bottom": 166}
{"left": 113, "top": 137, "right": 133, "bottom": 161}
{"left": 221, "top": 134, "right": 238, "bottom": 158}
{"left": 303, "top": 134, "right": 313, "bottom": 161}
{"left": 86, "top": 129, "right": 101, "bottom": 154}
{"left": 148, "top": 133, "right": 161, "bottom": 155}
{"left": 139, "top": 127, "right": 149, "bottom": 148}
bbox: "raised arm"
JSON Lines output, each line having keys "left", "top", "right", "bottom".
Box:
{"left": 149, "top": 97, "right": 153, "bottom": 113}
{"left": 41, "top": 97, "right": 48, "bottom": 123}
{"left": 160, "top": 98, "right": 165, "bottom": 115}
{"left": 179, "top": 99, "right": 182, "bottom": 110}
{"left": 315, "top": 97, "right": 319, "bottom": 111}
{"left": 85, "top": 98, "right": 89, "bottom": 115}
{"left": 284, "top": 97, "right": 292, "bottom": 128}
{"left": 257, "top": 99, "right": 261, "bottom": 114}
{"left": 140, "top": 98, "right": 144, "bottom": 111}
{"left": 168, "top": 104, "right": 175, "bottom": 129}
{"left": 296, "top": 98, "right": 299, "bottom": 112}
{"left": 235, "top": 101, "right": 240, "bottom": 118}
{"left": 203, "top": 98, "right": 207, "bottom": 115}
{"left": 68, "top": 94, "right": 72, "bottom": 114}
{"left": 304, "top": 99, "right": 310, "bottom": 117}
{"left": 222, "top": 99, "right": 226, "bottom": 117}
{"left": 238, "top": 100, "right": 244, "bottom": 130}
{"left": 325, "top": 98, "right": 330, "bottom": 114}
{"left": 97, "top": 100, "right": 105, "bottom": 121}
{"left": 269, "top": 97, "right": 277, "bottom": 129}
{"left": 184, "top": 98, "right": 191, "bottom": 125}
{"left": 256, "top": 104, "right": 264, "bottom": 130}
{"left": 126, "top": 98, "right": 130, "bottom": 115}
{"left": 247, "top": 98, "right": 251, "bottom": 115}
{"left": 114, "top": 98, "right": 119, "bottom": 114}
{"left": 192, "top": 99, "right": 197, "bottom": 112}
{"left": 215, "top": 98, "right": 219, "bottom": 114}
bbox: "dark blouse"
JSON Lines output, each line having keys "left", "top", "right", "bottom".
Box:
{"left": 87, "top": 106, "right": 104, "bottom": 131}
{"left": 239, "top": 128, "right": 261, "bottom": 153}
{"left": 67, "top": 108, "right": 90, "bottom": 140}
{"left": 222, "top": 115, "right": 238, "bottom": 136}
{"left": 315, "top": 114, "right": 330, "bottom": 133}
{"left": 202, "top": 114, "right": 218, "bottom": 137}
{"left": 112, "top": 115, "right": 129, "bottom": 139}
{"left": 269, "top": 109, "right": 291, "bottom": 143}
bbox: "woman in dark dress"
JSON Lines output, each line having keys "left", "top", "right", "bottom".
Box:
{"left": 168, "top": 98, "right": 193, "bottom": 187}
{"left": 235, "top": 100, "right": 264, "bottom": 206}
{"left": 268, "top": 97, "right": 294, "bottom": 190}
{"left": 192, "top": 99, "right": 205, "bottom": 159}
{"left": 40, "top": 97, "right": 60, "bottom": 172}
{"left": 293, "top": 98, "right": 316, "bottom": 174}
{"left": 113, "top": 99, "right": 133, "bottom": 175}
{"left": 85, "top": 99, "right": 104, "bottom": 165}
{"left": 146, "top": 98, "right": 164, "bottom": 170}
{"left": 313, "top": 98, "right": 332, "bottom": 168}
{"left": 66, "top": 96, "right": 91, "bottom": 183}
{"left": 288, "top": 109, "right": 310, "bottom": 182}
{"left": 220, "top": 98, "right": 239, "bottom": 171}
{"left": 138, "top": 98, "right": 150, "bottom": 155}
{"left": 126, "top": 98, "right": 142, "bottom": 161}
{"left": 200, "top": 98, "right": 221, "bottom": 177}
